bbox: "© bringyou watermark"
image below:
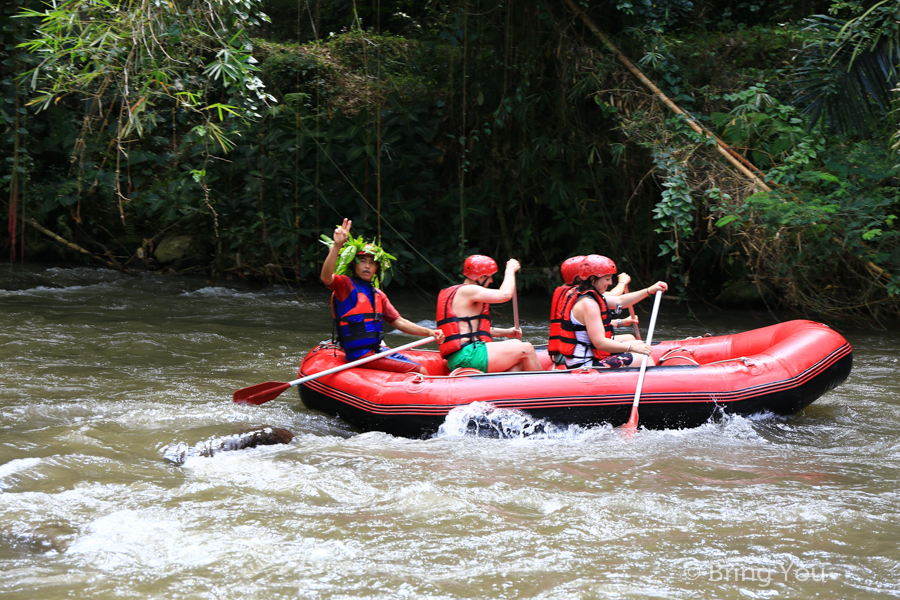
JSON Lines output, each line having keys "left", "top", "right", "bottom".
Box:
{"left": 684, "top": 558, "right": 837, "bottom": 587}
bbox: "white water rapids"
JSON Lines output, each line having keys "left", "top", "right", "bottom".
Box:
{"left": 1, "top": 265, "right": 899, "bottom": 599}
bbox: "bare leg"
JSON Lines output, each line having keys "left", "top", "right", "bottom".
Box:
{"left": 485, "top": 340, "right": 542, "bottom": 372}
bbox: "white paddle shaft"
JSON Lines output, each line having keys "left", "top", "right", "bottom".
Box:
{"left": 630, "top": 290, "right": 663, "bottom": 409}
{"left": 288, "top": 336, "right": 436, "bottom": 387}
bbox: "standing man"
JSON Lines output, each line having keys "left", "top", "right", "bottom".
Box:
{"left": 321, "top": 218, "right": 443, "bottom": 375}
{"left": 436, "top": 255, "right": 542, "bottom": 373}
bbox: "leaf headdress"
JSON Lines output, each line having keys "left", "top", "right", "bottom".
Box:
{"left": 319, "top": 233, "right": 397, "bottom": 288}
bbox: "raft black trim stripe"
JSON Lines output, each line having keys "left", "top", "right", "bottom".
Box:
{"left": 300, "top": 343, "right": 851, "bottom": 417}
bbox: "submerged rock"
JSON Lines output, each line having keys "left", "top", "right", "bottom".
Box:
{"left": 162, "top": 426, "right": 294, "bottom": 465}
{"left": 0, "top": 521, "right": 76, "bottom": 558}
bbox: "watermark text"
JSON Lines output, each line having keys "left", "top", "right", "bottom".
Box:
{"left": 684, "top": 559, "right": 836, "bottom": 587}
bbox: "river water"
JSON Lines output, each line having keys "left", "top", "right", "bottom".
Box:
{"left": 1, "top": 265, "right": 899, "bottom": 599}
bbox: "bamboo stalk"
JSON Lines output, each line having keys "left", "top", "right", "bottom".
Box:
{"left": 563, "top": 0, "right": 773, "bottom": 193}
{"left": 25, "top": 218, "right": 133, "bottom": 275}
{"left": 833, "top": 236, "right": 892, "bottom": 282}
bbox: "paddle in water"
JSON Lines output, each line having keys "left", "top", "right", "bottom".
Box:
{"left": 233, "top": 336, "right": 436, "bottom": 405}
{"left": 622, "top": 290, "right": 663, "bottom": 432}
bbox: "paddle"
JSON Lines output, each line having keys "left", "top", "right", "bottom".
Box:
{"left": 233, "top": 336, "right": 436, "bottom": 405}
{"left": 512, "top": 282, "right": 522, "bottom": 340}
{"left": 624, "top": 284, "right": 641, "bottom": 341}
{"left": 622, "top": 289, "right": 663, "bottom": 431}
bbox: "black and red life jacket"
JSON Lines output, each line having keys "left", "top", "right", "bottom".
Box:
{"left": 558, "top": 289, "right": 613, "bottom": 361}
{"left": 548, "top": 285, "right": 576, "bottom": 359}
{"left": 435, "top": 284, "right": 492, "bottom": 358}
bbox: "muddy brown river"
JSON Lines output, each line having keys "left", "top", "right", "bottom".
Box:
{"left": 1, "top": 265, "right": 899, "bottom": 599}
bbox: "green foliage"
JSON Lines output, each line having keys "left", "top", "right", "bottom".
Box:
{"left": 714, "top": 138, "right": 900, "bottom": 311}
{"left": 258, "top": 44, "right": 334, "bottom": 102}
{"left": 615, "top": 0, "right": 695, "bottom": 32}
{"left": 2, "top": 0, "right": 898, "bottom": 322}
{"left": 711, "top": 84, "right": 825, "bottom": 177}
{"left": 788, "top": 11, "right": 900, "bottom": 136}
{"left": 690, "top": 0, "right": 833, "bottom": 32}
{"left": 17, "top": 0, "right": 274, "bottom": 135}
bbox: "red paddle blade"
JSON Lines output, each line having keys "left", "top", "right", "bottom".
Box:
{"left": 233, "top": 381, "right": 291, "bottom": 405}
{"left": 622, "top": 407, "right": 639, "bottom": 432}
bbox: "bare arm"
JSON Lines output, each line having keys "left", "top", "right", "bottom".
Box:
{"left": 608, "top": 272, "right": 631, "bottom": 296}
{"left": 574, "top": 299, "right": 652, "bottom": 356}
{"left": 605, "top": 281, "right": 668, "bottom": 309}
{"left": 457, "top": 259, "right": 520, "bottom": 305}
{"left": 320, "top": 218, "right": 351, "bottom": 287}
{"left": 491, "top": 327, "right": 520, "bottom": 339}
{"left": 388, "top": 317, "right": 445, "bottom": 343}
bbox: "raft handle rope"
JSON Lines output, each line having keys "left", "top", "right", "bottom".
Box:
{"left": 658, "top": 348, "right": 699, "bottom": 366}
{"left": 448, "top": 367, "right": 485, "bottom": 377}
{"left": 707, "top": 357, "right": 756, "bottom": 368}
{"left": 311, "top": 339, "right": 342, "bottom": 358}
{"left": 656, "top": 348, "right": 757, "bottom": 368}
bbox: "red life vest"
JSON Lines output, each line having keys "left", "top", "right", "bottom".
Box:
{"left": 436, "top": 284, "right": 492, "bottom": 358}
{"left": 558, "top": 289, "right": 614, "bottom": 360}
{"left": 331, "top": 277, "right": 386, "bottom": 361}
{"left": 548, "top": 285, "right": 576, "bottom": 359}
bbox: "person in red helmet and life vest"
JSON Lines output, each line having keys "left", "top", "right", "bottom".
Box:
{"left": 558, "top": 254, "right": 667, "bottom": 369}
{"left": 547, "top": 255, "right": 637, "bottom": 368}
{"left": 436, "top": 255, "right": 542, "bottom": 373}
{"left": 320, "top": 218, "right": 444, "bottom": 375}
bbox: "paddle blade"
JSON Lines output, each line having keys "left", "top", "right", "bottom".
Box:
{"left": 622, "top": 406, "right": 640, "bottom": 433}
{"left": 233, "top": 381, "right": 291, "bottom": 405}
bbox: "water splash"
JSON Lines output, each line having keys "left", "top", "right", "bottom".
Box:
{"left": 436, "top": 402, "right": 595, "bottom": 440}
{"left": 179, "top": 286, "right": 258, "bottom": 298}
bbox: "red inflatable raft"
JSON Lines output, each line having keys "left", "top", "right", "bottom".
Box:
{"left": 296, "top": 320, "right": 852, "bottom": 437}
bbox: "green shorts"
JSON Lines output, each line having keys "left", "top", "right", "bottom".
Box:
{"left": 446, "top": 341, "right": 489, "bottom": 373}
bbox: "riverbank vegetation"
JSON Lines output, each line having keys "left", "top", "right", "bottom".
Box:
{"left": 2, "top": 0, "right": 899, "bottom": 324}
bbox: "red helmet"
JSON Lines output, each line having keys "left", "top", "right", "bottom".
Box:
{"left": 579, "top": 254, "right": 617, "bottom": 280}
{"left": 560, "top": 256, "right": 585, "bottom": 286}
{"left": 463, "top": 255, "right": 498, "bottom": 280}
{"left": 356, "top": 242, "right": 378, "bottom": 259}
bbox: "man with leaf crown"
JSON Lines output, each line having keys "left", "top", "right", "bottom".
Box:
{"left": 320, "top": 218, "right": 444, "bottom": 375}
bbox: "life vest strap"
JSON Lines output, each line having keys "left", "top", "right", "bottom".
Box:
{"left": 436, "top": 314, "right": 488, "bottom": 327}
{"left": 443, "top": 329, "right": 492, "bottom": 344}
{"left": 340, "top": 330, "right": 385, "bottom": 344}
{"left": 337, "top": 312, "right": 382, "bottom": 324}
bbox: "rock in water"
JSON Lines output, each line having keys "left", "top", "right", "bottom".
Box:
{"left": 162, "top": 426, "right": 294, "bottom": 465}
{"left": 219, "top": 426, "right": 294, "bottom": 451}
